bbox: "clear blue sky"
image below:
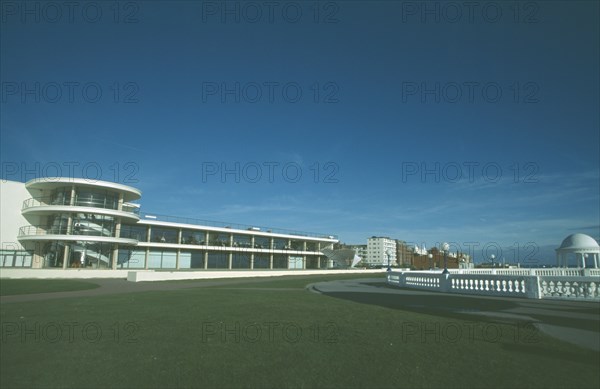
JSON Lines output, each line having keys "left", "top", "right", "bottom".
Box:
{"left": 1, "top": 1, "right": 598, "bottom": 262}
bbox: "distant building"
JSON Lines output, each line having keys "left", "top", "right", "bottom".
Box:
{"left": 395, "top": 240, "right": 413, "bottom": 267}
{"left": 348, "top": 244, "right": 367, "bottom": 264}
{"left": 367, "top": 237, "right": 396, "bottom": 267}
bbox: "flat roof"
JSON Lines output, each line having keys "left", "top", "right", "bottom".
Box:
{"left": 137, "top": 212, "right": 338, "bottom": 241}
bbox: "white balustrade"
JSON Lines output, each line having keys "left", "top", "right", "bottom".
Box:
{"left": 387, "top": 270, "right": 600, "bottom": 301}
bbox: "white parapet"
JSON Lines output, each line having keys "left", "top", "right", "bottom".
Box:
{"left": 0, "top": 268, "right": 132, "bottom": 279}
{"left": 387, "top": 269, "right": 600, "bottom": 301}
{"left": 127, "top": 269, "right": 386, "bottom": 282}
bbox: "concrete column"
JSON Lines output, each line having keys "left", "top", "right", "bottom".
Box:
{"left": 144, "top": 248, "right": 149, "bottom": 269}
{"left": 176, "top": 249, "right": 180, "bottom": 270}
{"left": 228, "top": 252, "right": 232, "bottom": 269}
{"left": 203, "top": 251, "right": 208, "bottom": 269}
{"left": 269, "top": 254, "right": 273, "bottom": 269}
{"left": 250, "top": 253, "right": 254, "bottom": 269}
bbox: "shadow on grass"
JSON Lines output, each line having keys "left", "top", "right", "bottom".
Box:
{"left": 500, "top": 342, "right": 600, "bottom": 367}
{"left": 321, "top": 290, "right": 520, "bottom": 321}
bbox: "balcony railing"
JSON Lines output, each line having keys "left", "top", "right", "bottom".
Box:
{"left": 18, "top": 225, "right": 116, "bottom": 238}
{"left": 22, "top": 197, "right": 140, "bottom": 215}
{"left": 139, "top": 212, "right": 338, "bottom": 240}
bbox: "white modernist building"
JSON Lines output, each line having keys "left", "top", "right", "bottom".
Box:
{"left": 366, "top": 236, "right": 397, "bottom": 267}
{"left": 0, "top": 178, "right": 339, "bottom": 271}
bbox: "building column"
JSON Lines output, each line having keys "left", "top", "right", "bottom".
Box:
{"left": 176, "top": 249, "right": 180, "bottom": 270}
{"left": 250, "top": 253, "right": 254, "bottom": 270}
{"left": 203, "top": 251, "right": 208, "bottom": 269}
{"left": 269, "top": 254, "right": 273, "bottom": 270}
{"left": 228, "top": 252, "right": 232, "bottom": 270}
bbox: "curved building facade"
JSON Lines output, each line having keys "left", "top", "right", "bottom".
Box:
{"left": 2, "top": 178, "right": 338, "bottom": 271}
{"left": 17, "top": 178, "right": 141, "bottom": 269}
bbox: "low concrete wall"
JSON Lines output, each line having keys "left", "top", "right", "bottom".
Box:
{"left": 0, "top": 268, "right": 385, "bottom": 281}
{"left": 0, "top": 268, "right": 131, "bottom": 279}
{"left": 127, "top": 269, "right": 385, "bottom": 282}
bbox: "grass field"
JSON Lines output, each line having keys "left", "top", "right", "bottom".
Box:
{"left": 1, "top": 274, "right": 599, "bottom": 388}
{"left": 0, "top": 279, "right": 100, "bottom": 296}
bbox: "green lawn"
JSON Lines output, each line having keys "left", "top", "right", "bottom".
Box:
{"left": 0, "top": 279, "right": 100, "bottom": 296}
{"left": 1, "top": 275, "right": 598, "bottom": 388}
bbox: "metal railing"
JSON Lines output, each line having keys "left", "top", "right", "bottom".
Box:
{"left": 139, "top": 212, "right": 338, "bottom": 240}
{"left": 22, "top": 197, "right": 140, "bottom": 215}
{"left": 18, "top": 225, "right": 115, "bottom": 238}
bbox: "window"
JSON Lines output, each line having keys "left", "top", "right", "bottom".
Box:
{"left": 117, "top": 249, "right": 146, "bottom": 269}
{"left": 232, "top": 234, "right": 252, "bottom": 248}
{"left": 208, "top": 232, "right": 230, "bottom": 247}
{"left": 148, "top": 250, "right": 176, "bottom": 269}
{"left": 207, "top": 252, "right": 228, "bottom": 268}
{"left": 150, "top": 227, "right": 179, "bottom": 243}
{"left": 181, "top": 230, "right": 205, "bottom": 245}
{"left": 253, "top": 254, "right": 270, "bottom": 268}
{"left": 254, "top": 236, "right": 270, "bottom": 249}
{"left": 180, "top": 251, "right": 204, "bottom": 268}
{"left": 120, "top": 224, "right": 148, "bottom": 241}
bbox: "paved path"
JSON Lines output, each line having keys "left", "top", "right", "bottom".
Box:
{"left": 309, "top": 278, "right": 600, "bottom": 352}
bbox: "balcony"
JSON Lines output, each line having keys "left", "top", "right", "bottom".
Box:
{"left": 21, "top": 197, "right": 140, "bottom": 221}
{"left": 18, "top": 225, "right": 138, "bottom": 245}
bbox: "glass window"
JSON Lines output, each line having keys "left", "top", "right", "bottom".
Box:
{"left": 306, "top": 256, "right": 319, "bottom": 269}
{"left": 43, "top": 242, "right": 64, "bottom": 268}
{"left": 254, "top": 236, "right": 270, "bottom": 249}
{"left": 179, "top": 251, "right": 204, "bottom": 269}
{"left": 73, "top": 214, "right": 115, "bottom": 237}
{"left": 150, "top": 227, "right": 179, "bottom": 243}
{"left": 232, "top": 234, "right": 251, "bottom": 248}
{"left": 50, "top": 187, "right": 71, "bottom": 205}
{"left": 289, "top": 256, "right": 303, "bottom": 269}
{"left": 232, "top": 253, "right": 250, "bottom": 268}
{"left": 306, "top": 241, "right": 317, "bottom": 251}
{"left": 273, "top": 254, "right": 288, "bottom": 269}
{"left": 118, "top": 249, "right": 146, "bottom": 269}
{"left": 253, "top": 254, "right": 270, "bottom": 269}
{"left": 208, "top": 232, "right": 230, "bottom": 247}
{"left": 74, "top": 189, "right": 118, "bottom": 209}
{"left": 0, "top": 250, "right": 33, "bottom": 268}
{"left": 70, "top": 242, "right": 113, "bottom": 269}
{"left": 47, "top": 215, "right": 69, "bottom": 235}
{"left": 207, "top": 252, "right": 228, "bottom": 268}
{"left": 120, "top": 224, "right": 148, "bottom": 241}
{"left": 181, "top": 230, "right": 205, "bottom": 245}
{"left": 162, "top": 251, "right": 176, "bottom": 268}
{"left": 148, "top": 250, "right": 177, "bottom": 269}
{"left": 273, "top": 238, "right": 287, "bottom": 250}
{"left": 290, "top": 240, "right": 304, "bottom": 251}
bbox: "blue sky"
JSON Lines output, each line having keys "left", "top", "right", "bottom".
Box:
{"left": 1, "top": 1, "right": 598, "bottom": 263}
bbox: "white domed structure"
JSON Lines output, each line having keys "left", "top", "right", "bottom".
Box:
{"left": 556, "top": 233, "right": 599, "bottom": 268}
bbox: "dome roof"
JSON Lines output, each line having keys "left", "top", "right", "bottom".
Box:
{"left": 557, "top": 233, "right": 600, "bottom": 251}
